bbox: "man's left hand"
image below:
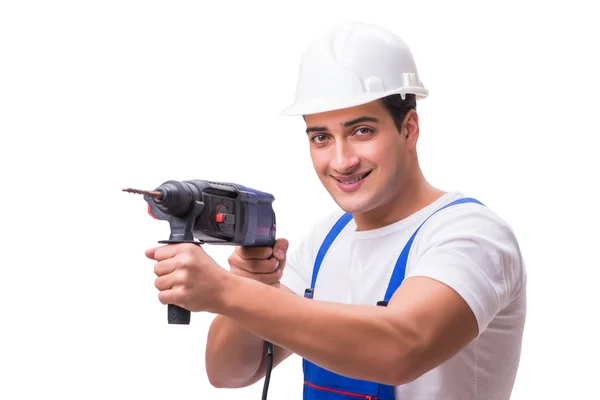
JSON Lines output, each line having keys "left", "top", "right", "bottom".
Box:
{"left": 145, "top": 243, "right": 229, "bottom": 313}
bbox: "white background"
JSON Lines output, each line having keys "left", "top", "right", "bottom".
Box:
{"left": 1, "top": 1, "right": 598, "bottom": 399}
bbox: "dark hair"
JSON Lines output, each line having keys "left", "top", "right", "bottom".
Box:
{"left": 380, "top": 93, "right": 416, "bottom": 134}
{"left": 301, "top": 93, "right": 417, "bottom": 133}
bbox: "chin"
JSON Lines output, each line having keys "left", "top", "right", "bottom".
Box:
{"left": 331, "top": 193, "right": 375, "bottom": 215}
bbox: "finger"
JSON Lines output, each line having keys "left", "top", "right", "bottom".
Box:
{"left": 229, "top": 252, "right": 280, "bottom": 273}
{"left": 153, "top": 244, "right": 188, "bottom": 262}
{"left": 273, "top": 238, "right": 289, "bottom": 261}
{"left": 158, "top": 288, "right": 180, "bottom": 306}
{"left": 154, "top": 243, "right": 198, "bottom": 261}
{"left": 153, "top": 258, "right": 179, "bottom": 277}
{"left": 236, "top": 246, "right": 273, "bottom": 260}
{"left": 155, "top": 273, "right": 176, "bottom": 291}
{"left": 154, "top": 267, "right": 189, "bottom": 290}
{"left": 230, "top": 264, "right": 284, "bottom": 285}
{"left": 145, "top": 247, "right": 160, "bottom": 260}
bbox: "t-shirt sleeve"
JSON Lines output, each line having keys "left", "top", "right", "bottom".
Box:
{"left": 405, "top": 204, "right": 525, "bottom": 335}
{"left": 280, "top": 211, "right": 346, "bottom": 296}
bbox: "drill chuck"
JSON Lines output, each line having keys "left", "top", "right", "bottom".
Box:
{"left": 151, "top": 180, "right": 199, "bottom": 217}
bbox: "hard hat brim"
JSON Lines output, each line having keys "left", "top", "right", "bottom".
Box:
{"left": 280, "top": 87, "right": 428, "bottom": 116}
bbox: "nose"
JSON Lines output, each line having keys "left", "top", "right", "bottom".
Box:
{"left": 330, "top": 140, "right": 360, "bottom": 173}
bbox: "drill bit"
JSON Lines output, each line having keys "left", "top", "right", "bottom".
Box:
{"left": 122, "top": 188, "right": 163, "bottom": 200}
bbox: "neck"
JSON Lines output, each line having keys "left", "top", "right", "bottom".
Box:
{"left": 353, "top": 168, "right": 446, "bottom": 231}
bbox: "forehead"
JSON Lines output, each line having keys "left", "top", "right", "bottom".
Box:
{"left": 304, "top": 100, "right": 390, "bottom": 128}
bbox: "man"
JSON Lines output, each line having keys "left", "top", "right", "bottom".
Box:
{"left": 145, "top": 22, "right": 527, "bottom": 399}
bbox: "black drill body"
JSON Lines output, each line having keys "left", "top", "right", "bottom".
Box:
{"left": 141, "top": 179, "right": 277, "bottom": 324}
{"left": 146, "top": 179, "right": 276, "bottom": 247}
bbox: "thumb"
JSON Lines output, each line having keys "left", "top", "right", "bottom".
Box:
{"left": 273, "top": 238, "right": 289, "bottom": 261}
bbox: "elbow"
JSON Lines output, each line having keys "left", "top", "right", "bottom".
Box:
{"left": 204, "top": 347, "right": 250, "bottom": 389}
{"left": 205, "top": 358, "right": 261, "bottom": 389}
{"left": 207, "top": 372, "right": 246, "bottom": 389}
{"left": 204, "top": 355, "right": 226, "bottom": 388}
{"left": 205, "top": 367, "right": 228, "bottom": 388}
{"left": 206, "top": 372, "right": 227, "bottom": 389}
{"left": 384, "top": 344, "right": 427, "bottom": 386}
{"left": 387, "top": 365, "right": 422, "bottom": 386}
{"left": 207, "top": 378, "right": 232, "bottom": 390}
{"left": 205, "top": 362, "right": 248, "bottom": 389}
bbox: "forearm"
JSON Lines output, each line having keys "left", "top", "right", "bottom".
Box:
{"left": 205, "top": 295, "right": 292, "bottom": 388}
{"left": 205, "top": 315, "right": 265, "bottom": 387}
{"left": 217, "top": 274, "right": 420, "bottom": 385}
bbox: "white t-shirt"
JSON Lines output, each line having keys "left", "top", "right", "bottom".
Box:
{"left": 281, "top": 191, "right": 527, "bottom": 400}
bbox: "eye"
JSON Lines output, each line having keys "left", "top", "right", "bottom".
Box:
{"left": 310, "top": 134, "right": 329, "bottom": 144}
{"left": 353, "top": 127, "right": 374, "bottom": 136}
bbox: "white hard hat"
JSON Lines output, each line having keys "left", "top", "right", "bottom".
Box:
{"left": 281, "top": 22, "right": 428, "bottom": 116}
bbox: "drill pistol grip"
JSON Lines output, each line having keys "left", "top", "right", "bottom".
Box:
{"left": 140, "top": 179, "right": 276, "bottom": 325}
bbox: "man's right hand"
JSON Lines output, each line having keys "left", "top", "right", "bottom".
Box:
{"left": 227, "top": 238, "right": 289, "bottom": 288}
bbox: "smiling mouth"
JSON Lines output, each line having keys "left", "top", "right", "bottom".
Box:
{"left": 333, "top": 170, "right": 372, "bottom": 184}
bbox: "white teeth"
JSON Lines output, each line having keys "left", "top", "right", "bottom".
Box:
{"left": 337, "top": 172, "right": 369, "bottom": 184}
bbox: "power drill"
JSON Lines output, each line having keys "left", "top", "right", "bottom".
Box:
{"left": 123, "top": 179, "right": 277, "bottom": 324}
{"left": 125, "top": 179, "right": 278, "bottom": 400}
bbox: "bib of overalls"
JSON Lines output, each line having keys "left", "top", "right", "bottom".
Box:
{"left": 302, "top": 197, "right": 484, "bottom": 400}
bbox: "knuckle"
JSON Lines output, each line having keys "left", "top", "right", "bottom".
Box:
{"left": 265, "top": 258, "right": 278, "bottom": 272}
{"left": 228, "top": 253, "right": 238, "bottom": 268}
{"left": 236, "top": 246, "right": 250, "bottom": 260}
{"left": 277, "top": 260, "right": 286, "bottom": 272}
{"left": 273, "top": 249, "right": 286, "bottom": 261}
{"left": 168, "top": 257, "right": 179, "bottom": 270}
{"left": 175, "top": 287, "right": 189, "bottom": 304}
{"left": 176, "top": 255, "right": 194, "bottom": 272}
{"left": 177, "top": 254, "right": 190, "bottom": 268}
{"left": 185, "top": 244, "right": 200, "bottom": 258}
{"left": 249, "top": 261, "right": 266, "bottom": 273}
{"left": 179, "top": 268, "right": 189, "bottom": 284}
{"left": 263, "top": 247, "right": 274, "bottom": 259}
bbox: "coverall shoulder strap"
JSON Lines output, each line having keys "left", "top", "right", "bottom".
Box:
{"left": 311, "top": 212, "right": 353, "bottom": 289}
{"left": 383, "top": 197, "right": 485, "bottom": 302}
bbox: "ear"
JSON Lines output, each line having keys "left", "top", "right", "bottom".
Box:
{"left": 403, "top": 110, "right": 419, "bottom": 149}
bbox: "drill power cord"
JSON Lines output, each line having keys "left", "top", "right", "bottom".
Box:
{"left": 263, "top": 341, "right": 274, "bottom": 400}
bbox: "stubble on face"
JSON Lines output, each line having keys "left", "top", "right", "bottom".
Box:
{"left": 304, "top": 101, "right": 411, "bottom": 225}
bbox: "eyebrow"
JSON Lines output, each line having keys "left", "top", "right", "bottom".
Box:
{"left": 305, "top": 116, "right": 379, "bottom": 134}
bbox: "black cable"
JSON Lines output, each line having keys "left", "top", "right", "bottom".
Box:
{"left": 262, "top": 341, "right": 274, "bottom": 400}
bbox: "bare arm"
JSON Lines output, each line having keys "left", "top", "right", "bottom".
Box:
{"left": 204, "top": 239, "right": 295, "bottom": 388}
{"left": 205, "top": 285, "right": 295, "bottom": 388}
{"left": 215, "top": 274, "right": 478, "bottom": 385}
{"left": 150, "top": 214, "right": 510, "bottom": 387}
